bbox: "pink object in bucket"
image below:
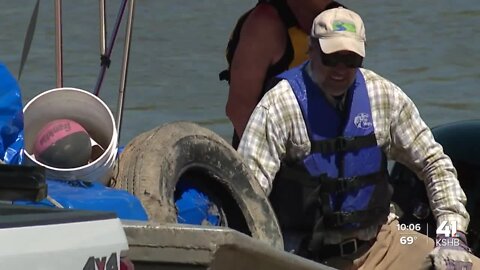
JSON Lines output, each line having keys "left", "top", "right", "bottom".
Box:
{"left": 33, "top": 119, "right": 92, "bottom": 168}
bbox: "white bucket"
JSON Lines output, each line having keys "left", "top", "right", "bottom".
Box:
{"left": 23, "top": 87, "right": 117, "bottom": 185}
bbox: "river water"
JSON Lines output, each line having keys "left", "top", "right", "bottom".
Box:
{"left": 0, "top": 0, "right": 478, "bottom": 145}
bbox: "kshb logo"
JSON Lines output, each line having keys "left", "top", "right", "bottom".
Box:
{"left": 435, "top": 221, "right": 461, "bottom": 247}
{"left": 436, "top": 220, "right": 457, "bottom": 237}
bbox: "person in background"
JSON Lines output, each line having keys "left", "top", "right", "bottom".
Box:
{"left": 237, "top": 7, "right": 480, "bottom": 270}
{"left": 220, "top": 0, "right": 344, "bottom": 148}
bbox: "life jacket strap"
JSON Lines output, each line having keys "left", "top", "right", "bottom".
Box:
{"left": 310, "top": 133, "right": 377, "bottom": 154}
{"left": 276, "top": 163, "right": 387, "bottom": 193}
{"left": 319, "top": 170, "right": 386, "bottom": 193}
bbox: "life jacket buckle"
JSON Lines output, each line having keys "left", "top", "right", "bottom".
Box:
{"left": 337, "top": 176, "right": 356, "bottom": 192}
{"left": 333, "top": 211, "right": 353, "bottom": 227}
{"left": 336, "top": 136, "right": 354, "bottom": 152}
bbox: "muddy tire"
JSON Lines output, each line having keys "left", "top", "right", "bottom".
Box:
{"left": 112, "top": 121, "right": 283, "bottom": 249}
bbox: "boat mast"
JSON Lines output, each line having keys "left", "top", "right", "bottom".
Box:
{"left": 116, "top": 0, "right": 136, "bottom": 143}
{"left": 54, "top": 0, "right": 63, "bottom": 88}
{"left": 18, "top": 0, "right": 40, "bottom": 81}
{"left": 99, "top": 0, "right": 107, "bottom": 57}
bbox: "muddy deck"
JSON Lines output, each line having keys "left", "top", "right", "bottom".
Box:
{"left": 123, "top": 222, "right": 335, "bottom": 270}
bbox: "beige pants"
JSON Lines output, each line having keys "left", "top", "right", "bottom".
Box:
{"left": 321, "top": 220, "right": 480, "bottom": 270}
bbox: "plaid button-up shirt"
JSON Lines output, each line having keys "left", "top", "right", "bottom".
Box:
{"left": 237, "top": 63, "right": 469, "bottom": 242}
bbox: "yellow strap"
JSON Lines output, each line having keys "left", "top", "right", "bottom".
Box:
{"left": 287, "top": 26, "right": 309, "bottom": 68}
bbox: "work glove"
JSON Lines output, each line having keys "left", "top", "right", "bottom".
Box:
{"left": 429, "top": 231, "right": 473, "bottom": 270}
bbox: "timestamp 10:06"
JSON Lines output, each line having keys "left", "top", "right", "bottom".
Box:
{"left": 396, "top": 223, "right": 422, "bottom": 232}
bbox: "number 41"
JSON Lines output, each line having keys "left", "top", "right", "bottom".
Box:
{"left": 436, "top": 220, "right": 457, "bottom": 237}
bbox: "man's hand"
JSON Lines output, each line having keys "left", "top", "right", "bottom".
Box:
{"left": 429, "top": 232, "right": 473, "bottom": 270}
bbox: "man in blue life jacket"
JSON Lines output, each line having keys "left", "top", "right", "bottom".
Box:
{"left": 221, "top": 0, "right": 345, "bottom": 149}
{"left": 237, "top": 7, "right": 480, "bottom": 270}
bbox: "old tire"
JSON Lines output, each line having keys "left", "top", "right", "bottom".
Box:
{"left": 112, "top": 121, "right": 283, "bottom": 249}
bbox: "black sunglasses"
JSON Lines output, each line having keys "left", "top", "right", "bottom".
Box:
{"left": 320, "top": 51, "right": 363, "bottom": 68}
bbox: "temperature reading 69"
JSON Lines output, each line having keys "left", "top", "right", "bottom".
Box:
{"left": 400, "top": 236, "right": 417, "bottom": 245}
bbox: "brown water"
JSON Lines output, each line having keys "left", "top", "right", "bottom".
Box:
{"left": 0, "top": 0, "right": 478, "bottom": 145}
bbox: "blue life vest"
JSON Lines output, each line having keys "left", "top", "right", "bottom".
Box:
{"left": 269, "top": 62, "right": 391, "bottom": 231}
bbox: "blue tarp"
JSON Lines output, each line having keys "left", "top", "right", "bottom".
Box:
{"left": 0, "top": 63, "right": 24, "bottom": 164}
{"left": 15, "top": 180, "right": 148, "bottom": 221}
{"left": 176, "top": 188, "right": 220, "bottom": 226}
